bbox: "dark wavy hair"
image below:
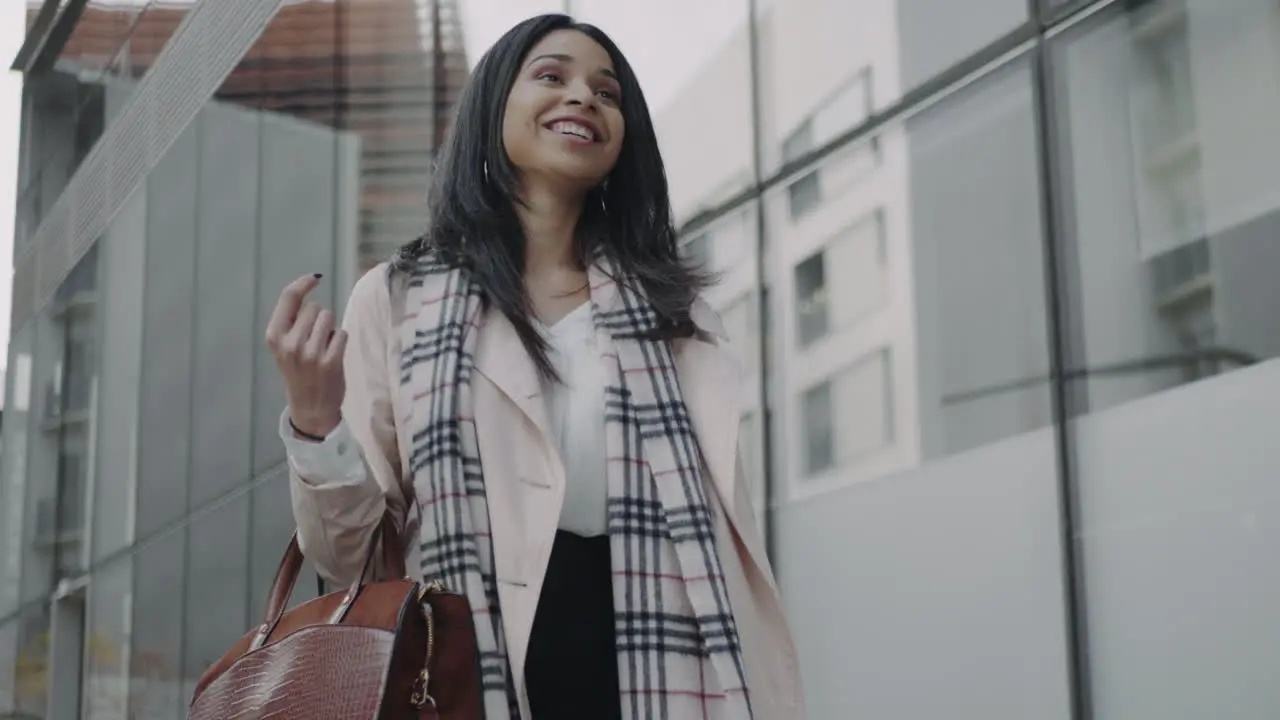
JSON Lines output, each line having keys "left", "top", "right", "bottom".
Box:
{"left": 393, "top": 14, "right": 710, "bottom": 379}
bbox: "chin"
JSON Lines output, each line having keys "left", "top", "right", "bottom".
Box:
{"left": 537, "top": 160, "right": 611, "bottom": 190}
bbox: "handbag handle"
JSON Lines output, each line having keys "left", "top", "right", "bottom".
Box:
{"left": 249, "top": 513, "right": 406, "bottom": 650}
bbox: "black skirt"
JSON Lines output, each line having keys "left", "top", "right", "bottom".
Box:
{"left": 525, "top": 530, "right": 622, "bottom": 719}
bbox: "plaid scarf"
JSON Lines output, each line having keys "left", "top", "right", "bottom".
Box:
{"left": 398, "top": 252, "right": 753, "bottom": 719}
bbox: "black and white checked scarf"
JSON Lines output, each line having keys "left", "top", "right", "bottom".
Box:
{"left": 398, "top": 252, "right": 753, "bottom": 719}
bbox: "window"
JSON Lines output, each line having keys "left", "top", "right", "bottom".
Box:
{"left": 1129, "top": 0, "right": 1195, "bottom": 154}
{"left": 782, "top": 68, "right": 874, "bottom": 164}
{"left": 62, "top": 311, "right": 96, "bottom": 417}
{"left": 782, "top": 69, "right": 875, "bottom": 222}
{"left": 801, "top": 381, "right": 835, "bottom": 475}
{"left": 1149, "top": 238, "right": 1219, "bottom": 380}
{"left": 787, "top": 171, "right": 823, "bottom": 220}
{"left": 794, "top": 252, "right": 828, "bottom": 346}
{"left": 782, "top": 120, "right": 814, "bottom": 164}
{"left": 811, "top": 68, "right": 874, "bottom": 145}
{"left": 784, "top": 120, "right": 822, "bottom": 220}
{"left": 800, "top": 348, "right": 895, "bottom": 479}
{"left": 1126, "top": 0, "right": 1204, "bottom": 256}
{"left": 683, "top": 232, "right": 712, "bottom": 267}
{"left": 906, "top": 57, "right": 1052, "bottom": 453}
{"left": 1050, "top": 5, "right": 1280, "bottom": 715}
{"left": 834, "top": 348, "right": 896, "bottom": 460}
{"left": 74, "top": 84, "right": 105, "bottom": 167}
{"left": 826, "top": 209, "right": 889, "bottom": 327}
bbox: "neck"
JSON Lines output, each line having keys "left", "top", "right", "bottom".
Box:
{"left": 516, "top": 181, "right": 584, "bottom": 277}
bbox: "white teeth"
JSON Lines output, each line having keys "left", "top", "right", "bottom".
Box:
{"left": 550, "top": 120, "right": 595, "bottom": 141}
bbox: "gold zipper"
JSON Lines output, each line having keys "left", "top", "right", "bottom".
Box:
{"left": 418, "top": 579, "right": 447, "bottom": 600}
{"left": 411, "top": 580, "right": 447, "bottom": 709}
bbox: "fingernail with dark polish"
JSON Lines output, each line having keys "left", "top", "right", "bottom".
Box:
{"left": 313, "top": 273, "right": 323, "bottom": 279}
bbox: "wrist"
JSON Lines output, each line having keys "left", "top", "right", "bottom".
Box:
{"left": 289, "top": 410, "right": 341, "bottom": 441}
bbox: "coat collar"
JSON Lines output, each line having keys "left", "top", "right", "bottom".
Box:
{"left": 473, "top": 308, "right": 551, "bottom": 440}
{"left": 470, "top": 268, "right": 744, "bottom": 528}
{"left": 471, "top": 259, "right": 729, "bottom": 408}
{"left": 469, "top": 279, "right": 754, "bottom": 578}
{"left": 586, "top": 258, "right": 729, "bottom": 341}
{"left": 470, "top": 290, "right": 733, "bottom": 387}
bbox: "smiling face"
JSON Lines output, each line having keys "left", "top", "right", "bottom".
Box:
{"left": 501, "top": 29, "right": 625, "bottom": 193}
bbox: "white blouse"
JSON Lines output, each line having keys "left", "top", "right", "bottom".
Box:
{"left": 280, "top": 302, "right": 610, "bottom": 537}
{"left": 533, "top": 302, "right": 608, "bottom": 536}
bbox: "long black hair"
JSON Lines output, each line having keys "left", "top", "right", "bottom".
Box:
{"left": 393, "top": 14, "right": 711, "bottom": 380}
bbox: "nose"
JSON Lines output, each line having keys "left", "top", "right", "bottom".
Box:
{"left": 564, "top": 79, "right": 598, "bottom": 110}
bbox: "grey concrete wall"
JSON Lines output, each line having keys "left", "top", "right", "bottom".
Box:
{"left": 92, "top": 186, "right": 148, "bottom": 562}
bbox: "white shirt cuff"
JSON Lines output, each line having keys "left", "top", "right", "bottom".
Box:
{"left": 279, "top": 409, "right": 367, "bottom": 486}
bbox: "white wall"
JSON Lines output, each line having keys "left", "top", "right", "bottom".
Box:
{"left": 762, "top": 0, "right": 901, "bottom": 163}
{"left": 765, "top": 129, "right": 920, "bottom": 500}
{"left": 1075, "top": 359, "right": 1280, "bottom": 718}
{"left": 652, "top": 20, "right": 756, "bottom": 221}
{"left": 776, "top": 424, "right": 1073, "bottom": 719}
{"left": 778, "top": 356, "right": 1280, "bottom": 719}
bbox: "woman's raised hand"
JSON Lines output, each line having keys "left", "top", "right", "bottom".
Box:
{"left": 265, "top": 274, "right": 347, "bottom": 439}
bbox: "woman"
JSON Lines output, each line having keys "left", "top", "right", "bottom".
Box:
{"left": 266, "top": 14, "right": 803, "bottom": 720}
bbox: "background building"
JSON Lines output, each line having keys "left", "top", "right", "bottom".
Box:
{"left": 26, "top": 0, "right": 467, "bottom": 269}
{"left": 3, "top": 0, "right": 1280, "bottom": 718}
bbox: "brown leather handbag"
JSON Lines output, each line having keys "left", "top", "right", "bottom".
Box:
{"left": 188, "top": 515, "right": 483, "bottom": 719}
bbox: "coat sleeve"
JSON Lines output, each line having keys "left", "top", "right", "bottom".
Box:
{"left": 287, "top": 264, "right": 411, "bottom": 585}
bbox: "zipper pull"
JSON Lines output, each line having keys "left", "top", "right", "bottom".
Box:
{"left": 411, "top": 667, "right": 436, "bottom": 709}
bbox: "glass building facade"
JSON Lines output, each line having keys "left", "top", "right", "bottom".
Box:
{"left": 3, "top": 0, "right": 1280, "bottom": 717}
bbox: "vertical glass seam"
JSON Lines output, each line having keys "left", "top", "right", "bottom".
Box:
{"left": 1031, "top": 34, "right": 1094, "bottom": 720}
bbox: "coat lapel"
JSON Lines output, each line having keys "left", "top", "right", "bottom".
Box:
{"left": 472, "top": 307, "right": 553, "bottom": 441}
{"left": 476, "top": 268, "right": 764, "bottom": 578}
{"left": 675, "top": 312, "right": 779, "bottom": 598}
{"left": 676, "top": 300, "right": 747, "bottom": 534}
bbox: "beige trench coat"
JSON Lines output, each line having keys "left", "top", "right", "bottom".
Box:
{"left": 288, "top": 265, "right": 806, "bottom": 719}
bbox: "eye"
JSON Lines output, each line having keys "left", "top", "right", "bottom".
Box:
{"left": 536, "top": 71, "right": 562, "bottom": 83}
{"left": 597, "top": 89, "right": 619, "bottom": 102}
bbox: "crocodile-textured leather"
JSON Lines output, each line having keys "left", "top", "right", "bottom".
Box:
{"left": 189, "top": 626, "right": 395, "bottom": 719}
{"left": 187, "top": 514, "right": 483, "bottom": 719}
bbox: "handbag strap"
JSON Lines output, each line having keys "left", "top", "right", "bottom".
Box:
{"left": 250, "top": 513, "right": 406, "bottom": 650}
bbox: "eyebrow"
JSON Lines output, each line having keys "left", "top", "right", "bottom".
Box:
{"left": 526, "top": 53, "right": 618, "bottom": 81}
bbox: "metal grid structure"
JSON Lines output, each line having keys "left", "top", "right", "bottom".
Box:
{"left": 10, "top": 0, "right": 284, "bottom": 329}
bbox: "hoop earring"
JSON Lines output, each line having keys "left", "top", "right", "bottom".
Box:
{"left": 483, "top": 160, "right": 490, "bottom": 184}
{"left": 599, "top": 180, "right": 609, "bottom": 215}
